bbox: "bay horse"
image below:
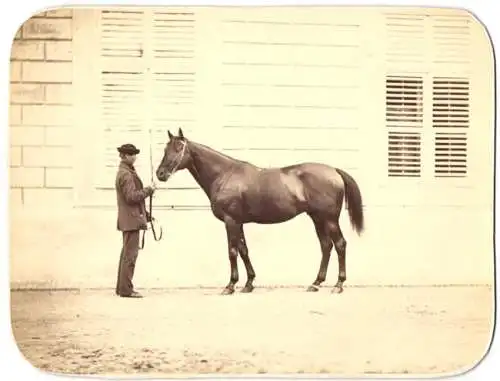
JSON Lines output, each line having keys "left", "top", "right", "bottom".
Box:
{"left": 155, "top": 128, "right": 364, "bottom": 295}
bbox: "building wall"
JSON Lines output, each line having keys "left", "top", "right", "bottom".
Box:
{"left": 9, "top": 9, "right": 75, "bottom": 208}
{"left": 9, "top": 7, "right": 495, "bottom": 289}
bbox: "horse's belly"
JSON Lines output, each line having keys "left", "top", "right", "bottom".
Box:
{"left": 246, "top": 193, "right": 305, "bottom": 223}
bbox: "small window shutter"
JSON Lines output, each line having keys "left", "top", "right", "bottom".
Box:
{"left": 432, "top": 78, "right": 469, "bottom": 129}
{"left": 430, "top": 12, "right": 471, "bottom": 67}
{"left": 434, "top": 132, "right": 467, "bottom": 177}
{"left": 386, "top": 75, "right": 423, "bottom": 177}
{"left": 386, "top": 76, "right": 424, "bottom": 128}
{"left": 384, "top": 12, "right": 426, "bottom": 71}
{"left": 388, "top": 131, "right": 422, "bottom": 177}
{"left": 432, "top": 78, "right": 469, "bottom": 177}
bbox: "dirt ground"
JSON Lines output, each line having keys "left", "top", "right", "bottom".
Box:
{"left": 9, "top": 285, "right": 494, "bottom": 377}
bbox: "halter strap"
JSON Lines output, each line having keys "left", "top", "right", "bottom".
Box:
{"left": 164, "top": 140, "right": 188, "bottom": 179}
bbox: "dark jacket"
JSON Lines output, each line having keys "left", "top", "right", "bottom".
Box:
{"left": 115, "top": 161, "right": 152, "bottom": 231}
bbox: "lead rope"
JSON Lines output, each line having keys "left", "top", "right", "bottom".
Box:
{"left": 139, "top": 130, "right": 164, "bottom": 250}
{"left": 139, "top": 139, "right": 187, "bottom": 250}
{"left": 148, "top": 129, "right": 163, "bottom": 242}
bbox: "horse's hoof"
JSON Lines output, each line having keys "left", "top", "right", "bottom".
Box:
{"left": 241, "top": 285, "right": 254, "bottom": 293}
{"left": 331, "top": 286, "right": 343, "bottom": 294}
{"left": 307, "top": 285, "right": 319, "bottom": 292}
{"left": 221, "top": 287, "right": 234, "bottom": 295}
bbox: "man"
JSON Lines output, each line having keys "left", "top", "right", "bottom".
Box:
{"left": 115, "top": 143, "right": 156, "bottom": 298}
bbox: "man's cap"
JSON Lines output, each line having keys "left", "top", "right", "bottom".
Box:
{"left": 117, "top": 143, "right": 140, "bottom": 155}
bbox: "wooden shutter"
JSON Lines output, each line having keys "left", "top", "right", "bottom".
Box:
{"left": 383, "top": 11, "right": 425, "bottom": 178}
{"left": 385, "top": 76, "right": 423, "bottom": 129}
{"left": 434, "top": 132, "right": 467, "bottom": 177}
{"left": 385, "top": 75, "right": 423, "bottom": 177}
{"left": 384, "top": 11, "right": 426, "bottom": 72}
{"left": 97, "top": 9, "right": 148, "bottom": 188}
{"left": 149, "top": 8, "right": 198, "bottom": 190}
{"left": 430, "top": 12, "right": 471, "bottom": 178}
{"left": 430, "top": 12, "right": 471, "bottom": 67}
{"left": 432, "top": 77, "right": 469, "bottom": 177}
{"left": 432, "top": 77, "right": 469, "bottom": 129}
{"left": 388, "top": 131, "right": 421, "bottom": 177}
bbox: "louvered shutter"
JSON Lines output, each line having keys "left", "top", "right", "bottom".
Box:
{"left": 149, "top": 8, "right": 198, "bottom": 190}
{"left": 430, "top": 14, "right": 471, "bottom": 178}
{"left": 383, "top": 11, "right": 426, "bottom": 178}
{"left": 432, "top": 78, "right": 469, "bottom": 177}
{"left": 386, "top": 76, "right": 423, "bottom": 177}
{"left": 96, "top": 9, "right": 148, "bottom": 188}
{"left": 384, "top": 12, "right": 426, "bottom": 70}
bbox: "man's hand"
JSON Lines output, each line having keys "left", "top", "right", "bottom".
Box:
{"left": 144, "top": 185, "right": 156, "bottom": 196}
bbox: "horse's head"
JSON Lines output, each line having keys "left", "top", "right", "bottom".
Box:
{"left": 156, "top": 127, "right": 191, "bottom": 182}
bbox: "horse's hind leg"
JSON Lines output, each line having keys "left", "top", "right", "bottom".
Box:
{"left": 238, "top": 225, "right": 256, "bottom": 293}
{"left": 331, "top": 223, "right": 347, "bottom": 294}
{"left": 307, "top": 215, "right": 333, "bottom": 292}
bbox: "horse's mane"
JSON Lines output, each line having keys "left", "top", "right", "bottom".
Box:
{"left": 190, "top": 140, "right": 255, "bottom": 168}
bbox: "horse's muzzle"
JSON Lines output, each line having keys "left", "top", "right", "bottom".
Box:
{"left": 156, "top": 169, "right": 168, "bottom": 182}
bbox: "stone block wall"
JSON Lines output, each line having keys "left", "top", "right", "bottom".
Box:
{"left": 9, "top": 8, "right": 74, "bottom": 207}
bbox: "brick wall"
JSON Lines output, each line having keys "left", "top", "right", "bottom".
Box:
{"left": 9, "top": 8, "right": 74, "bottom": 207}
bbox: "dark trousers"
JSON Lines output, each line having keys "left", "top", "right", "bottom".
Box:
{"left": 115, "top": 230, "right": 140, "bottom": 296}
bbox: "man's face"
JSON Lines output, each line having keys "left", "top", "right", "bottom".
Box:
{"left": 124, "top": 154, "right": 137, "bottom": 164}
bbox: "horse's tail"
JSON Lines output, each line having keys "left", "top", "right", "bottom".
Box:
{"left": 336, "top": 168, "right": 365, "bottom": 235}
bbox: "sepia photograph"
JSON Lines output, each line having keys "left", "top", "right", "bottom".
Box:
{"left": 8, "top": 2, "right": 495, "bottom": 378}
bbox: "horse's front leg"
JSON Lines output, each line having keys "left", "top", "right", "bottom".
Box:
{"left": 238, "top": 225, "right": 256, "bottom": 293}
{"left": 221, "top": 217, "right": 240, "bottom": 295}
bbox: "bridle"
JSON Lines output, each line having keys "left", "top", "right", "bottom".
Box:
{"left": 163, "top": 139, "right": 188, "bottom": 179}
{"left": 139, "top": 139, "right": 187, "bottom": 250}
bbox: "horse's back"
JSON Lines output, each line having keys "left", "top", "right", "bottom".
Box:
{"left": 282, "top": 162, "right": 344, "bottom": 188}
{"left": 248, "top": 162, "right": 344, "bottom": 197}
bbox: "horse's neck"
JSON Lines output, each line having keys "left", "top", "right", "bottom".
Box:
{"left": 188, "top": 142, "right": 239, "bottom": 198}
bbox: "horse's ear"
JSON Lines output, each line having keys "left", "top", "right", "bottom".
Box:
{"left": 167, "top": 130, "right": 173, "bottom": 140}
{"left": 178, "top": 127, "right": 184, "bottom": 138}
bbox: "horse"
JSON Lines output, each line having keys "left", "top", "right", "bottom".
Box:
{"left": 155, "top": 128, "right": 365, "bottom": 295}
